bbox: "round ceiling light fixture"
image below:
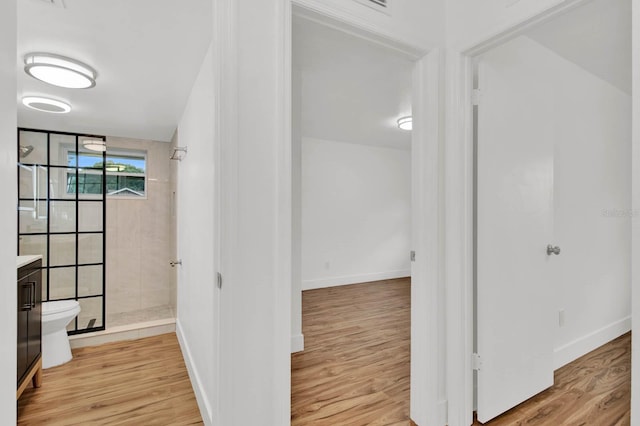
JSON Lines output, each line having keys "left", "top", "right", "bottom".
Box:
{"left": 22, "top": 96, "right": 71, "bottom": 114}
{"left": 82, "top": 139, "right": 107, "bottom": 152}
{"left": 397, "top": 116, "right": 413, "bottom": 131}
{"left": 24, "top": 53, "right": 97, "bottom": 89}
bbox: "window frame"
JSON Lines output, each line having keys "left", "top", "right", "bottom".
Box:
{"left": 64, "top": 146, "right": 148, "bottom": 200}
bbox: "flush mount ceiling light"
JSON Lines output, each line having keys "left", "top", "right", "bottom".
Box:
{"left": 22, "top": 96, "right": 71, "bottom": 114}
{"left": 82, "top": 139, "right": 106, "bottom": 152}
{"left": 397, "top": 116, "right": 413, "bottom": 131}
{"left": 24, "top": 53, "right": 97, "bottom": 89}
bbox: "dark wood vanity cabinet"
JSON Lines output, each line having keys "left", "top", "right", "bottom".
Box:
{"left": 17, "top": 258, "right": 42, "bottom": 396}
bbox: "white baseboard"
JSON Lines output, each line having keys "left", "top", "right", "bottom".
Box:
{"left": 291, "top": 333, "right": 305, "bottom": 353}
{"left": 554, "top": 316, "right": 631, "bottom": 370}
{"left": 176, "top": 320, "right": 213, "bottom": 425}
{"left": 302, "top": 270, "right": 411, "bottom": 291}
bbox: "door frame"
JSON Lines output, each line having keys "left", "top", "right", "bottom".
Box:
{"left": 287, "top": 2, "right": 444, "bottom": 424}
{"left": 444, "top": 0, "right": 623, "bottom": 424}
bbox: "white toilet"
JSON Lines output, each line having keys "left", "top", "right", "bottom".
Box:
{"left": 42, "top": 300, "right": 81, "bottom": 369}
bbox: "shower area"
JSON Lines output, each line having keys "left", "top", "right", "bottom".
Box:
{"left": 18, "top": 128, "right": 177, "bottom": 338}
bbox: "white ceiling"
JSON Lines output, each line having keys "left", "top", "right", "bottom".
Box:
{"left": 293, "top": 17, "right": 413, "bottom": 150}
{"left": 19, "top": 0, "right": 625, "bottom": 147}
{"left": 526, "top": 0, "right": 631, "bottom": 94}
{"left": 17, "top": 0, "right": 212, "bottom": 141}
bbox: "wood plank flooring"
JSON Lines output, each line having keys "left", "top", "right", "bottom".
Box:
{"left": 292, "top": 277, "right": 630, "bottom": 426}
{"left": 17, "top": 333, "right": 203, "bottom": 426}
{"left": 291, "top": 278, "right": 413, "bottom": 426}
{"left": 474, "top": 332, "right": 631, "bottom": 426}
{"left": 15, "top": 282, "right": 630, "bottom": 425}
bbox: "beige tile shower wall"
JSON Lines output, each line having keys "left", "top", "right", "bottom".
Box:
{"left": 105, "top": 136, "right": 176, "bottom": 324}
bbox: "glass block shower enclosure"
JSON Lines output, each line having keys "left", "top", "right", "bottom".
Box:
{"left": 18, "top": 128, "right": 106, "bottom": 335}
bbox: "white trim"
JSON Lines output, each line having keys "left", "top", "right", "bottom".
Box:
{"left": 292, "top": 1, "right": 426, "bottom": 59}
{"left": 210, "top": 27, "right": 223, "bottom": 426}
{"left": 445, "top": 1, "right": 606, "bottom": 424}
{"left": 176, "top": 320, "right": 213, "bottom": 426}
{"left": 214, "top": 1, "right": 237, "bottom": 426}
{"left": 457, "top": 0, "right": 591, "bottom": 55}
{"left": 633, "top": 1, "right": 640, "bottom": 423}
{"left": 444, "top": 49, "right": 475, "bottom": 426}
{"left": 275, "top": 1, "right": 293, "bottom": 425}
{"left": 410, "top": 50, "right": 442, "bottom": 426}
{"left": 291, "top": 333, "right": 305, "bottom": 353}
{"left": 302, "top": 270, "right": 410, "bottom": 290}
{"left": 554, "top": 317, "right": 631, "bottom": 370}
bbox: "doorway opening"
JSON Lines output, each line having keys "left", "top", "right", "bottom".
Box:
{"left": 290, "top": 13, "right": 417, "bottom": 424}
{"left": 472, "top": 0, "right": 631, "bottom": 423}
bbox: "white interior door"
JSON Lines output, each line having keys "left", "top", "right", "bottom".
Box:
{"left": 476, "top": 38, "right": 556, "bottom": 423}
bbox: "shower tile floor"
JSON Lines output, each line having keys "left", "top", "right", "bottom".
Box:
{"left": 107, "top": 305, "right": 175, "bottom": 328}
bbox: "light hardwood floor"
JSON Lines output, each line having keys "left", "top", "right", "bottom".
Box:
{"left": 291, "top": 278, "right": 413, "bottom": 426}
{"left": 17, "top": 333, "right": 203, "bottom": 426}
{"left": 291, "top": 278, "right": 630, "bottom": 426}
{"left": 474, "top": 332, "right": 630, "bottom": 426}
{"left": 16, "top": 283, "right": 630, "bottom": 425}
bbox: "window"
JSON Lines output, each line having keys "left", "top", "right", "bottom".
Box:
{"left": 67, "top": 150, "right": 147, "bottom": 198}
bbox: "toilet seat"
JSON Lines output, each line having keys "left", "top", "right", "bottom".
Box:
{"left": 43, "top": 300, "right": 80, "bottom": 316}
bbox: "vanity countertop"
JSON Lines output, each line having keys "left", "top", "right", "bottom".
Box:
{"left": 17, "top": 255, "right": 43, "bottom": 269}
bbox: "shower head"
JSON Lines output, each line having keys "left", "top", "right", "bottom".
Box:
{"left": 19, "top": 145, "right": 34, "bottom": 158}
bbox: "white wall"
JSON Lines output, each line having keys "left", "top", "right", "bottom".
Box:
{"left": 295, "top": 0, "right": 444, "bottom": 52}
{"left": 0, "top": 0, "right": 16, "bottom": 423}
{"left": 174, "top": 44, "right": 217, "bottom": 425}
{"left": 301, "top": 138, "right": 411, "bottom": 290}
{"left": 551, "top": 46, "right": 631, "bottom": 368}
{"left": 215, "top": 1, "right": 291, "bottom": 424}
{"left": 479, "top": 36, "right": 631, "bottom": 369}
{"left": 446, "top": 0, "right": 587, "bottom": 50}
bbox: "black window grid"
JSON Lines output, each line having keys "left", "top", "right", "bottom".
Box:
{"left": 17, "top": 128, "right": 107, "bottom": 335}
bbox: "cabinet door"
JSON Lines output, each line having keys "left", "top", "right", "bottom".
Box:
{"left": 17, "top": 277, "right": 31, "bottom": 384}
{"left": 27, "top": 268, "right": 42, "bottom": 368}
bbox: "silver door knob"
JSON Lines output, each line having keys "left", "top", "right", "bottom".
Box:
{"left": 546, "top": 245, "right": 561, "bottom": 256}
